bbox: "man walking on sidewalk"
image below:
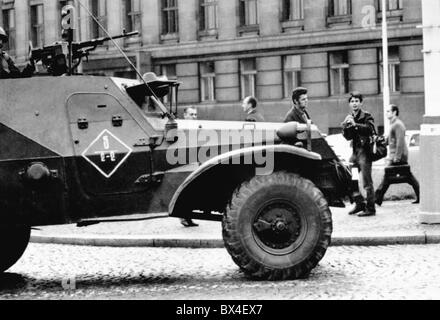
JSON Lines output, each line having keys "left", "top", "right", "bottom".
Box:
{"left": 342, "top": 92, "right": 376, "bottom": 217}
{"left": 375, "top": 105, "right": 420, "bottom": 205}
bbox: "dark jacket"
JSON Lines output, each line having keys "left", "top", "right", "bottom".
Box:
{"left": 284, "top": 106, "right": 311, "bottom": 124}
{"left": 0, "top": 51, "right": 35, "bottom": 79}
{"left": 342, "top": 109, "right": 375, "bottom": 158}
{"left": 245, "top": 109, "right": 265, "bottom": 122}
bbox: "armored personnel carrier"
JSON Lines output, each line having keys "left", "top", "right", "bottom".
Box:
{"left": 0, "top": 23, "right": 353, "bottom": 281}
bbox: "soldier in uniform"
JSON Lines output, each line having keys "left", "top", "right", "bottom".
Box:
{"left": 284, "top": 87, "right": 311, "bottom": 124}
{"left": 0, "top": 27, "right": 35, "bottom": 79}
{"left": 242, "top": 96, "right": 265, "bottom": 122}
{"left": 342, "top": 92, "right": 376, "bottom": 217}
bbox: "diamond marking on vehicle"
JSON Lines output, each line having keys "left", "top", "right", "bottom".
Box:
{"left": 81, "top": 129, "right": 133, "bottom": 179}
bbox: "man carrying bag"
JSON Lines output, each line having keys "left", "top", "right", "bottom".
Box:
{"left": 375, "top": 105, "right": 420, "bottom": 206}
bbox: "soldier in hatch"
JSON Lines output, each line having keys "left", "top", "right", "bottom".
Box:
{"left": 0, "top": 27, "right": 35, "bottom": 79}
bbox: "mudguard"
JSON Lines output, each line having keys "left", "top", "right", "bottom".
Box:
{"left": 168, "top": 144, "right": 322, "bottom": 216}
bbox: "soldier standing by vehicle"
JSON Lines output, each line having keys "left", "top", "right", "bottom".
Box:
{"left": 342, "top": 92, "right": 376, "bottom": 217}
{"left": 284, "top": 87, "right": 311, "bottom": 124}
{"left": 375, "top": 105, "right": 420, "bottom": 205}
{"left": 0, "top": 27, "right": 35, "bottom": 79}
{"left": 242, "top": 96, "right": 265, "bottom": 122}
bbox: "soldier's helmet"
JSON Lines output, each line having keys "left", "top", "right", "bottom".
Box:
{"left": 0, "top": 27, "right": 8, "bottom": 42}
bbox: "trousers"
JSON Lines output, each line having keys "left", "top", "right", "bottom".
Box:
{"left": 351, "top": 150, "right": 375, "bottom": 212}
{"left": 375, "top": 162, "right": 420, "bottom": 203}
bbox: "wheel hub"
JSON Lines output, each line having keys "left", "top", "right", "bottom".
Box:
{"left": 274, "top": 220, "right": 287, "bottom": 232}
{"left": 253, "top": 201, "right": 303, "bottom": 251}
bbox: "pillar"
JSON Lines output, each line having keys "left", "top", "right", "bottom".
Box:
{"left": 419, "top": 0, "right": 440, "bottom": 223}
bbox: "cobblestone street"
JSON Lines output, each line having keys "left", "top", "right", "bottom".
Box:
{"left": 1, "top": 243, "right": 440, "bottom": 300}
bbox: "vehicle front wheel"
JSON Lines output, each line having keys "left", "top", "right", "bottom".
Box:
{"left": 0, "top": 225, "right": 31, "bottom": 273}
{"left": 222, "top": 172, "right": 332, "bottom": 280}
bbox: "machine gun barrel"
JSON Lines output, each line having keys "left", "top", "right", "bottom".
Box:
{"left": 73, "top": 31, "right": 140, "bottom": 50}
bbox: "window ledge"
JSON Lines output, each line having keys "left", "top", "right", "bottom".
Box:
{"left": 281, "top": 19, "right": 305, "bottom": 33}
{"left": 160, "top": 33, "right": 179, "bottom": 43}
{"left": 124, "top": 36, "right": 142, "bottom": 47}
{"left": 377, "top": 9, "right": 403, "bottom": 23}
{"left": 237, "top": 24, "right": 260, "bottom": 37}
{"left": 200, "top": 100, "right": 217, "bottom": 104}
{"left": 327, "top": 15, "right": 352, "bottom": 27}
{"left": 198, "top": 29, "right": 218, "bottom": 41}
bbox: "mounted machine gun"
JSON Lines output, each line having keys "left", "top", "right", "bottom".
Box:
{"left": 31, "top": 31, "right": 139, "bottom": 76}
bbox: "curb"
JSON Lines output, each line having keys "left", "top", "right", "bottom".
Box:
{"left": 30, "top": 231, "right": 440, "bottom": 248}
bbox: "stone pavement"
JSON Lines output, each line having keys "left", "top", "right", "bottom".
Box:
{"left": 30, "top": 200, "right": 440, "bottom": 248}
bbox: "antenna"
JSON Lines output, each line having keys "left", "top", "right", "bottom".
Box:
{"left": 76, "top": 0, "right": 174, "bottom": 121}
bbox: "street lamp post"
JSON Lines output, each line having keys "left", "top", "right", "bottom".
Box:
{"left": 381, "top": 0, "right": 390, "bottom": 135}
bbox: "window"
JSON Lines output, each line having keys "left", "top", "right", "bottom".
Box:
{"left": 90, "top": 0, "right": 107, "bottom": 38}
{"left": 284, "top": 55, "right": 302, "bottom": 98}
{"left": 124, "top": 0, "right": 142, "bottom": 34}
{"left": 161, "top": 64, "right": 177, "bottom": 80}
{"left": 240, "top": 58, "right": 256, "bottom": 99}
{"left": 239, "top": 0, "right": 258, "bottom": 26}
{"left": 378, "top": 0, "right": 403, "bottom": 11}
{"left": 161, "top": 64, "right": 177, "bottom": 103}
{"left": 379, "top": 47, "right": 400, "bottom": 93}
{"left": 282, "top": 0, "right": 304, "bottom": 21}
{"left": 162, "top": 0, "right": 178, "bottom": 35}
{"left": 113, "top": 70, "right": 137, "bottom": 79}
{"left": 2, "top": 8, "right": 15, "bottom": 53}
{"left": 30, "top": 4, "right": 44, "bottom": 48}
{"left": 329, "top": 51, "right": 349, "bottom": 96}
{"left": 200, "top": 0, "right": 218, "bottom": 31}
{"left": 200, "top": 62, "right": 216, "bottom": 102}
{"left": 328, "top": 0, "right": 351, "bottom": 16}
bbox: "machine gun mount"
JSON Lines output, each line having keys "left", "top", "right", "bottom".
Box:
{"left": 31, "top": 31, "right": 139, "bottom": 76}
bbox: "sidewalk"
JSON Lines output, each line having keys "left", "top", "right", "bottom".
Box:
{"left": 30, "top": 200, "right": 440, "bottom": 248}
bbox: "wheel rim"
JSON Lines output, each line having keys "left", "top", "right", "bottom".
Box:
{"left": 252, "top": 199, "right": 307, "bottom": 256}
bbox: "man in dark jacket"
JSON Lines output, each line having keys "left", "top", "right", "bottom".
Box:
{"left": 375, "top": 105, "right": 420, "bottom": 205}
{"left": 242, "top": 96, "right": 265, "bottom": 122}
{"left": 284, "top": 87, "right": 311, "bottom": 124}
{"left": 342, "top": 92, "right": 376, "bottom": 217}
{"left": 0, "top": 27, "right": 35, "bottom": 79}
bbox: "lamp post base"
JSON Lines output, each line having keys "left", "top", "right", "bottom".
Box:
{"left": 419, "top": 212, "right": 440, "bottom": 225}
{"left": 419, "top": 124, "right": 440, "bottom": 224}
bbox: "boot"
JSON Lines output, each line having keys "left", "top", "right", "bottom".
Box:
{"left": 181, "top": 218, "right": 199, "bottom": 227}
{"left": 348, "top": 195, "right": 366, "bottom": 215}
{"left": 348, "top": 203, "right": 365, "bottom": 215}
{"left": 375, "top": 190, "right": 383, "bottom": 206}
{"left": 358, "top": 209, "right": 376, "bottom": 217}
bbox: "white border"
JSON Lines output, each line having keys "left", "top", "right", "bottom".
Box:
{"left": 81, "top": 129, "right": 133, "bottom": 179}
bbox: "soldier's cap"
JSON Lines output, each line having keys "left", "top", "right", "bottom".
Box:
{"left": 292, "top": 87, "right": 308, "bottom": 102}
{"left": 0, "top": 27, "right": 8, "bottom": 43}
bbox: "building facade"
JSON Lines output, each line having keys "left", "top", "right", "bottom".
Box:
{"left": 0, "top": 0, "right": 424, "bottom": 133}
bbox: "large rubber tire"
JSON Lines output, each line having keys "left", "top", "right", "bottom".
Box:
{"left": 222, "top": 172, "right": 332, "bottom": 280}
{"left": 0, "top": 225, "right": 31, "bottom": 273}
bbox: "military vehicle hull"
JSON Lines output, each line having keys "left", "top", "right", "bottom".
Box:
{"left": 0, "top": 76, "right": 352, "bottom": 279}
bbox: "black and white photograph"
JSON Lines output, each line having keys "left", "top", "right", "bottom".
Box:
{"left": 0, "top": 0, "right": 440, "bottom": 305}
